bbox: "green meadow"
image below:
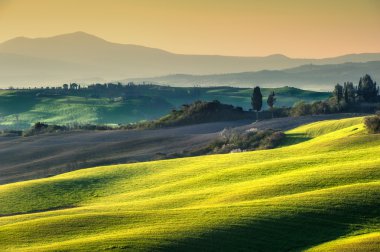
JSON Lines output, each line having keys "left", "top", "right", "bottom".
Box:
{"left": 0, "top": 93, "right": 172, "bottom": 129}
{"left": 0, "top": 86, "right": 330, "bottom": 129}
{"left": 0, "top": 117, "right": 379, "bottom": 251}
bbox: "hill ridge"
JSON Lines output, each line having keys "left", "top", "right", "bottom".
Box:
{"left": 0, "top": 117, "right": 379, "bottom": 251}
{"left": 1, "top": 32, "right": 380, "bottom": 87}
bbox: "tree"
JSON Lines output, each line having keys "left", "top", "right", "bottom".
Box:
{"left": 343, "top": 82, "right": 356, "bottom": 104}
{"left": 333, "top": 83, "right": 343, "bottom": 105}
{"left": 357, "top": 74, "right": 378, "bottom": 102}
{"left": 251, "top": 86, "right": 262, "bottom": 121}
{"left": 267, "top": 91, "right": 276, "bottom": 118}
{"left": 70, "top": 83, "right": 78, "bottom": 90}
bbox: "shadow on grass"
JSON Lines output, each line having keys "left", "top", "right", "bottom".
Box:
{"left": 0, "top": 92, "right": 39, "bottom": 115}
{"left": 0, "top": 205, "right": 76, "bottom": 218}
{"left": 279, "top": 133, "right": 312, "bottom": 147}
{"left": 0, "top": 176, "right": 120, "bottom": 216}
{"left": 157, "top": 200, "right": 379, "bottom": 251}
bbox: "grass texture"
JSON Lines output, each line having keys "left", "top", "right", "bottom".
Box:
{"left": 0, "top": 117, "right": 379, "bottom": 251}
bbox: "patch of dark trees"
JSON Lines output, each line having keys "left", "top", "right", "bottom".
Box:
{"left": 13, "top": 82, "right": 202, "bottom": 101}
{"left": 134, "top": 99, "right": 290, "bottom": 129}
{"left": 287, "top": 74, "right": 379, "bottom": 117}
{"left": 146, "top": 100, "right": 250, "bottom": 128}
{"left": 21, "top": 122, "right": 118, "bottom": 137}
{"left": 249, "top": 74, "right": 379, "bottom": 119}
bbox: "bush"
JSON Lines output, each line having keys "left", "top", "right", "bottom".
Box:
{"left": 209, "top": 128, "right": 285, "bottom": 154}
{"left": 272, "top": 107, "right": 290, "bottom": 118}
{"left": 290, "top": 101, "right": 312, "bottom": 117}
{"left": 23, "top": 122, "right": 68, "bottom": 136}
{"left": 311, "top": 101, "right": 330, "bottom": 115}
{"left": 260, "top": 131, "right": 286, "bottom": 149}
{"left": 364, "top": 113, "right": 380, "bottom": 134}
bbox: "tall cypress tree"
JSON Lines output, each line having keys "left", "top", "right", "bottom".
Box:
{"left": 357, "top": 74, "right": 378, "bottom": 102}
{"left": 267, "top": 91, "right": 276, "bottom": 118}
{"left": 343, "top": 83, "right": 349, "bottom": 103}
{"left": 333, "top": 84, "right": 343, "bottom": 105}
{"left": 251, "top": 86, "right": 263, "bottom": 121}
{"left": 343, "top": 82, "right": 356, "bottom": 104}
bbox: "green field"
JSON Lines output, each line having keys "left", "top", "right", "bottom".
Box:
{"left": 0, "top": 86, "right": 330, "bottom": 129}
{"left": 0, "top": 117, "right": 379, "bottom": 251}
{"left": 0, "top": 93, "right": 173, "bottom": 129}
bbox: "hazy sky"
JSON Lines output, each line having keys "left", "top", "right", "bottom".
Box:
{"left": 1, "top": 0, "right": 379, "bottom": 58}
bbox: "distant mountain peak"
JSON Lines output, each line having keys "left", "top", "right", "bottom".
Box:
{"left": 1, "top": 36, "right": 29, "bottom": 44}
{"left": 0, "top": 31, "right": 109, "bottom": 46}
{"left": 51, "top": 31, "right": 103, "bottom": 39}
{"left": 46, "top": 31, "right": 109, "bottom": 43}
{"left": 266, "top": 54, "right": 289, "bottom": 59}
{"left": 0, "top": 32, "right": 380, "bottom": 87}
{"left": 66, "top": 31, "right": 94, "bottom": 36}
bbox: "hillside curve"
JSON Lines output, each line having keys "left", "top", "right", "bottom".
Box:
{"left": 0, "top": 113, "right": 362, "bottom": 185}
{"left": 0, "top": 116, "right": 378, "bottom": 251}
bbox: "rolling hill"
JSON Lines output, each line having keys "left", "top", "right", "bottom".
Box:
{"left": 0, "top": 32, "right": 379, "bottom": 87}
{"left": 0, "top": 114, "right": 358, "bottom": 185}
{"left": 0, "top": 117, "right": 379, "bottom": 251}
{"left": 0, "top": 86, "right": 330, "bottom": 130}
{"left": 129, "top": 61, "right": 380, "bottom": 90}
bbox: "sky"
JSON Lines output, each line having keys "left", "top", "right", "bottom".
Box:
{"left": 0, "top": 0, "right": 379, "bottom": 58}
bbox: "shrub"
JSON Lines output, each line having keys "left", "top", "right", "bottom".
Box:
{"left": 160, "top": 129, "right": 286, "bottom": 159}
{"left": 272, "top": 107, "right": 290, "bottom": 117}
{"left": 212, "top": 129, "right": 285, "bottom": 153}
{"left": 260, "top": 131, "right": 286, "bottom": 149}
{"left": 23, "top": 122, "right": 68, "bottom": 136}
{"left": 311, "top": 101, "right": 329, "bottom": 115}
{"left": 290, "top": 101, "right": 312, "bottom": 117}
{"left": 364, "top": 114, "right": 380, "bottom": 134}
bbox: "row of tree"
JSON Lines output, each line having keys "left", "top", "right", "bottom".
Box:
{"left": 250, "top": 87, "right": 276, "bottom": 121}
{"left": 251, "top": 74, "right": 378, "bottom": 121}
{"left": 333, "top": 74, "right": 378, "bottom": 104}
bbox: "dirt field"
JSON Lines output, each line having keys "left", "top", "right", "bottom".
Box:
{"left": 0, "top": 114, "right": 362, "bottom": 185}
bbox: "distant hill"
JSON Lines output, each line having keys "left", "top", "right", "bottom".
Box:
{"left": 151, "top": 100, "right": 252, "bottom": 128}
{"left": 128, "top": 61, "right": 380, "bottom": 90}
{"left": 0, "top": 86, "right": 329, "bottom": 130}
{"left": 0, "top": 32, "right": 379, "bottom": 87}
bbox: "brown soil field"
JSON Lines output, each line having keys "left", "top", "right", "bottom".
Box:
{"left": 0, "top": 114, "right": 362, "bottom": 185}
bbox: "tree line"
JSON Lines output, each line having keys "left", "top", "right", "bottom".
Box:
{"left": 6, "top": 82, "right": 203, "bottom": 100}
{"left": 333, "top": 74, "right": 378, "bottom": 104}
{"left": 251, "top": 74, "right": 379, "bottom": 120}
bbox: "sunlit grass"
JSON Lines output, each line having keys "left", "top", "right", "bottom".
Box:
{"left": 0, "top": 117, "right": 379, "bottom": 251}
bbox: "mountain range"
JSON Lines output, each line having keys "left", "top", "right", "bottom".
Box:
{"left": 0, "top": 31, "right": 379, "bottom": 88}
{"left": 127, "top": 61, "right": 380, "bottom": 91}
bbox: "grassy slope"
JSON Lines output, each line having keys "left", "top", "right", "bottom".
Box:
{"left": 0, "top": 94, "right": 172, "bottom": 129}
{"left": 0, "top": 87, "right": 329, "bottom": 129}
{"left": 200, "top": 86, "right": 329, "bottom": 110}
{"left": 0, "top": 117, "right": 379, "bottom": 251}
